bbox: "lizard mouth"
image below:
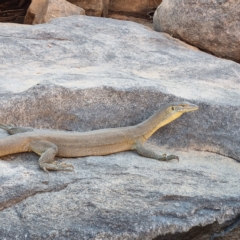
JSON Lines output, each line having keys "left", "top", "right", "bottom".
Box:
{"left": 181, "top": 104, "right": 199, "bottom": 112}
{"left": 174, "top": 103, "right": 198, "bottom": 112}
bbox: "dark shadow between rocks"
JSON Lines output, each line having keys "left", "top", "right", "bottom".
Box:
{"left": 0, "top": 0, "right": 31, "bottom": 23}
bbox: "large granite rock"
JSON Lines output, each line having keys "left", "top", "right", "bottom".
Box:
{"left": 1, "top": 150, "right": 240, "bottom": 239}
{"left": 153, "top": 0, "right": 240, "bottom": 63}
{"left": 0, "top": 16, "right": 240, "bottom": 239}
{"left": 24, "top": 0, "right": 85, "bottom": 24}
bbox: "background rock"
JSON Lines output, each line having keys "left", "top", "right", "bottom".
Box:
{"left": 24, "top": 0, "right": 85, "bottom": 24}
{"left": 153, "top": 0, "right": 240, "bottom": 63}
{"left": 109, "top": 0, "right": 162, "bottom": 16}
{"left": 67, "top": 0, "right": 109, "bottom": 17}
{"left": 0, "top": 16, "right": 240, "bottom": 239}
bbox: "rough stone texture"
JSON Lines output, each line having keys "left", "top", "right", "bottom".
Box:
{"left": 1, "top": 149, "right": 240, "bottom": 239}
{"left": 24, "top": 0, "right": 85, "bottom": 24}
{"left": 153, "top": 0, "right": 240, "bottom": 63}
{"left": 109, "top": 0, "right": 162, "bottom": 16}
{"left": 67, "top": 0, "right": 109, "bottom": 17}
{"left": 0, "top": 16, "right": 240, "bottom": 239}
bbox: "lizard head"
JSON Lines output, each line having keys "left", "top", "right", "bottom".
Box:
{"left": 140, "top": 101, "right": 199, "bottom": 140}
{"left": 151, "top": 101, "right": 199, "bottom": 133}
{"left": 169, "top": 102, "right": 199, "bottom": 114}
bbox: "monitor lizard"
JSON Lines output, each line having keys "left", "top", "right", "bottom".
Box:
{"left": 0, "top": 102, "right": 198, "bottom": 172}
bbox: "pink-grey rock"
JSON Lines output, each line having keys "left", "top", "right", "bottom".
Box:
{"left": 24, "top": 0, "right": 85, "bottom": 24}
{"left": 153, "top": 0, "right": 240, "bottom": 63}
{"left": 0, "top": 16, "right": 240, "bottom": 239}
{"left": 109, "top": 0, "right": 162, "bottom": 15}
{"left": 67, "top": 0, "right": 109, "bottom": 17}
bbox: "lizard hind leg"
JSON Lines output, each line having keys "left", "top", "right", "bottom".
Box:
{"left": 0, "top": 124, "right": 34, "bottom": 135}
{"left": 30, "top": 140, "right": 74, "bottom": 172}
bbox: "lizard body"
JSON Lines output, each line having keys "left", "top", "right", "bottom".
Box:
{"left": 0, "top": 102, "right": 198, "bottom": 172}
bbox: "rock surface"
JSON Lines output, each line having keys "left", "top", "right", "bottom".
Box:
{"left": 0, "top": 16, "right": 240, "bottom": 239}
{"left": 24, "top": 0, "right": 85, "bottom": 24}
{"left": 153, "top": 0, "right": 240, "bottom": 63}
{"left": 1, "top": 149, "right": 240, "bottom": 239}
{"left": 67, "top": 0, "right": 109, "bottom": 17}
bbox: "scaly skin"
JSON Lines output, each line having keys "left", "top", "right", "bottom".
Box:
{"left": 0, "top": 102, "right": 198, "bottom": 172}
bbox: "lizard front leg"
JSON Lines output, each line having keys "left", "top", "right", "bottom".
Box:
{"left": 135, "top": 141, "right": 179, "bottom": 162}
{"left": 30, "top": 140, "right": 74, "bottom": 172}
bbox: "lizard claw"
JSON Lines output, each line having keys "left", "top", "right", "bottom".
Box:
{"left": 43, "top": 167, "right": 50, "bottom": 176}
{"left": 59, "top": 162, "right": 74, "bottom": 172}
{"left": 59, "top": 162, "right": 74, "bottom": 168}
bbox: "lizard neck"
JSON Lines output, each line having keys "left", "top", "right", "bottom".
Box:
{"left": 135, "top": 106, "right": 183, "bottom": 141}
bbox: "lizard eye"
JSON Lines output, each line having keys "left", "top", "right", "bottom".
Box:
{"left": 172, "top": 107, "right": 175, "bottom": 110}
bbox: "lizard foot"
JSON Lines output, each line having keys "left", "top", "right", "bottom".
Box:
{"left": 58, "top": 162, "right": 74, "bottom": 169}
{"left": 59, "top": 162, "right": 76, "bottom": 174}
{"left": 40, "top": 162, "right": 74, "bottom": 172}
{"left": 54, "top": 161, "right": 74, "bottom": 169}
{"left": 160, "top": 154, "right": 179, "bottom": 162}
{"left": 0, "top": 123, "right": 15, "bottom": 131}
